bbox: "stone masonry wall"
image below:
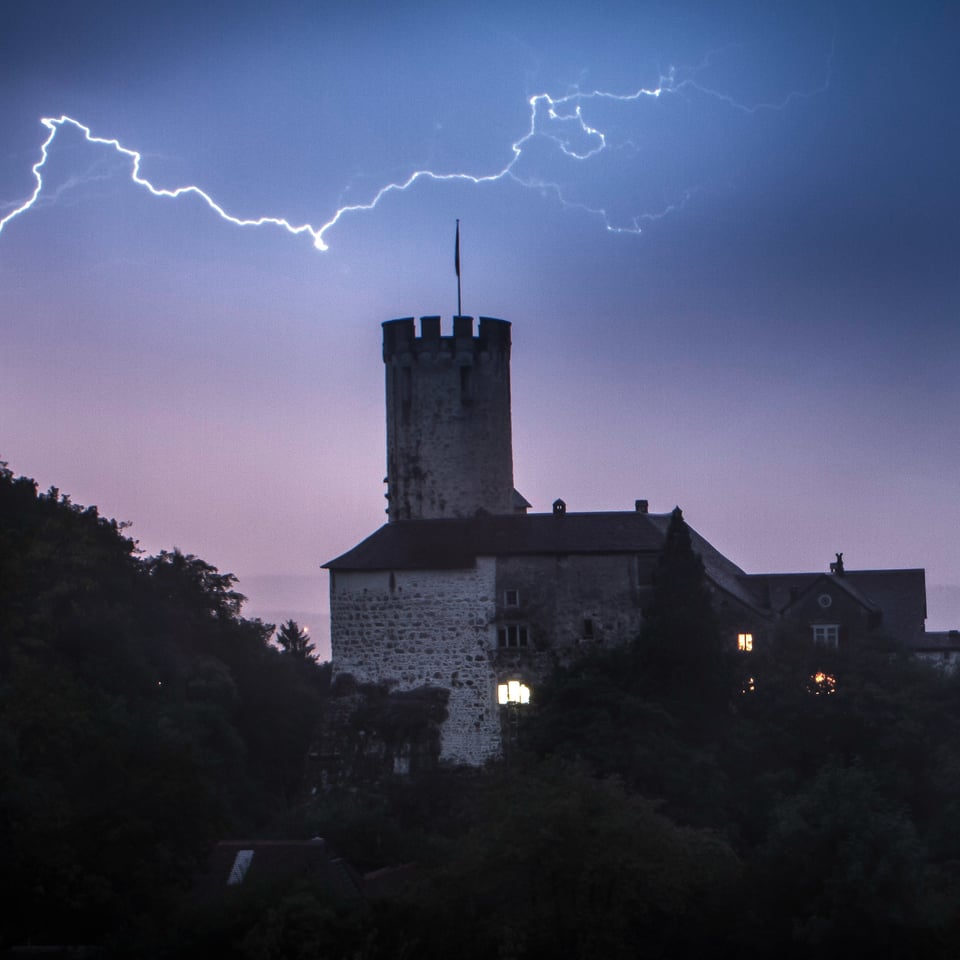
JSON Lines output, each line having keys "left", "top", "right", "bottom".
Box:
{"left": 496, "top": 553, "right": 651, "bottom": 653}
{"left": 329, "top": 558, "right": 501, "bottom": 765}
{"left": 383, "top": 316, "right": 514, "bottom": 521}
{"left": 491, "top": 553, "right": 653, "bottom": 708}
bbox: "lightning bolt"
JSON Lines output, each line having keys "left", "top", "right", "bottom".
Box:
{"left": 0, "top": 52, "right": 830, "bottom": 252}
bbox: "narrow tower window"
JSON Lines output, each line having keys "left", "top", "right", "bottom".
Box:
{"left": 400, "top": 366, "right": 412, "bottom": 418}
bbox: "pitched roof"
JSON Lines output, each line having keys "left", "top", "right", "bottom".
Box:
{"left": 324, "top": 511, "right": 670, "bottom": 571}
{"left": 324, "top": 511, "right": 930, "bottom": 644}
{"left": 643, "top": 512, "right": 760, "bottom": 611}
{"left": 742, "top": 568, "right": 927, "bottom": 642}
{"left": 193, "top": 840, "right": 364, "bottom": 900}
{"left": 324, "top": 509, "right": 771, "bottom": 615}
{"left": 762, "top": 572, "right": 880, "bottom": 614}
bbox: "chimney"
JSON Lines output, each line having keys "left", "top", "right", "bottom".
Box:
{"left": 553, "top": 498, "right": 566, "bottom": 518}
{"left": 635, "top": 499, "right": 649, "bottom": 514}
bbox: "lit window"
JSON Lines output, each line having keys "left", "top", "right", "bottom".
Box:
{"left": 498, "top": 680, "right": 531, "bottom": 705}
{"left": 737, "top": 632, "right": 753, "bottom": 652}
{"left": 811, "top": 671, "right": 837, "bottom": 695}
{"left": 498, "top": 624, "right": 528, "bottom": 648}
{"left": 504, "top": 589, "right": 519, "bottom": 607}
{"left": 812, "top": 624, "right": 839, "bottom": 646}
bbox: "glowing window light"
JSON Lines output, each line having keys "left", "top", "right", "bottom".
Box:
{"left": 737, "top": 632, "right": 753, "bottom": 652}
{"left": 498, "top": 680, "right": 531, "bottom": 705}
{"left": 811, "top": 671, "right": 837, "bottom": 695}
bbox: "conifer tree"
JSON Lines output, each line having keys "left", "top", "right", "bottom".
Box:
{"left": 639, "top": 507, "right": 730, "bottom": 710}
{"left": 276, "top": 618, "right": 316, "bottom": 660}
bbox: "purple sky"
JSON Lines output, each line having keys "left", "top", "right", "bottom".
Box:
{"left": 3, "top": 1, "right": 958, "bottom": 659}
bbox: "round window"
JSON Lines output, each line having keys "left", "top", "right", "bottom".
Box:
{"left": 818, "top": 593, "right": 833, "bottom": 609}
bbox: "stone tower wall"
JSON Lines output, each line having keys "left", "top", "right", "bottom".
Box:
{"left": 383, "top": 316, "right": 513, "bottom": 521}
{"left": 329, "top": 561, "right": 503, "bottom": 766}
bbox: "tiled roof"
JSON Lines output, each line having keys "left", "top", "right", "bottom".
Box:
{"left": 742, "top": 569, "right": 927, "bottom": 643}
{"left": 324, "top": 509, "right": 770, "bottom": 615}
{"left": 323, "top": 513, "right": 927, "bottom": 641}
{"left": 324, "top": 511, "right": 671, "bottom": 571}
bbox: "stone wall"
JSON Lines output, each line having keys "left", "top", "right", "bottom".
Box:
{"left": 383, "top": 316, "right": 514, "bottom": 521}
{"left": 329, "top": 559, "right": 501, "bottom": 765}
{"left": 496, "top": 553, "right": 650, "bottom": 651}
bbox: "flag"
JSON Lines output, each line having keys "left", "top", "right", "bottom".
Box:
{"left": 455, "top": 220, "right": 460, "bottom": 278}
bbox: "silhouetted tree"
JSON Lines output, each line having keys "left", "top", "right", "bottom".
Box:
{"left": 0, "top": 463, "right": 330, "bottom": 950}
{"left": 413, "top": 760, "right": 741, "bottom": 960}
{"left": 276, "top": 619, "right": 315, "bottom": 660}
{"left": 638, "top": 506, "right": 731, "bottom": 714}
{"left": 751, "top": 760, "right": 936, "bottom": 959}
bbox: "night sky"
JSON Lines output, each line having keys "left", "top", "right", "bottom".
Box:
{"left": 3, "top": 1, "right": 958, "bottom": 657}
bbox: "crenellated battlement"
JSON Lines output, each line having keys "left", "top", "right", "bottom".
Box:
{"left": 382, "top": 316, "right": 511, "bottom": 362}
{"left": 382, "top": 315, "right": 514, "bottom": 521}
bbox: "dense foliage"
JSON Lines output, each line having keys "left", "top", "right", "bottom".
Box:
{"left": 5, "top": 468, "right": 960, "bottom": 958}
{"left": 0, "top": 464, "right": 328, "bottom": 951}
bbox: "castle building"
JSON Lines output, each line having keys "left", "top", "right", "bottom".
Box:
{"left": 325, "top": 316, "right": 937, "bottom": 767}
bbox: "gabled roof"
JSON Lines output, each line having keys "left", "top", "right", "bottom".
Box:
{"left": 742, "top": 568, "right": 927, "bottom": 643}
{"left": 771, "top": 572, "right": 880, "bottom": 615}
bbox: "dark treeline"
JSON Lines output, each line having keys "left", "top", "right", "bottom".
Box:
{"left": 4, "top": 467, "right": 960, "bottom": 958}
{"left": 0, "top": 464, "right": 329, "bottom": 954}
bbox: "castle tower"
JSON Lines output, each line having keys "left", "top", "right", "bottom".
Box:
{"left": 383, "top": 315, "right": 514, "bottom": 521}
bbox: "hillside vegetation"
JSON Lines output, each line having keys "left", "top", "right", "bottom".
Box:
{"left": 4, "top": 464, "right": 960, "bottom": 958}
{"left": 0, "top": 464, "right": 328, "bottom": 951}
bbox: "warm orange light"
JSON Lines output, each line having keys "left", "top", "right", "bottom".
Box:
{"left": 737, "top": 632, "right": 753, "bottom": 652}
{"left": 811, "top": 671, "right": 836, "bottom": 694}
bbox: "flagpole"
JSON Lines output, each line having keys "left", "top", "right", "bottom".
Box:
{"left": 455, "top": 219, "right": 462, "bottom": 316}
